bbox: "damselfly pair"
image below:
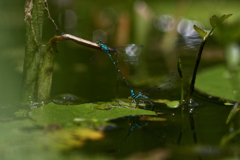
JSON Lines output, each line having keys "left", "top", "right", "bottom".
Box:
{"left": 97, "top": 40, "right": 179, "bottom": 110}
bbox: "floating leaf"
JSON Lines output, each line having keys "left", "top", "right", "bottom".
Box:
{"left": 30, "top": 102, "right": 156, "bottom": 128}
{"left": 195, "top": 64, "right": 240, "bottom": 101}
{"left": 193, "top": 25, "right": 208, "bottom": 40}
{"left": 94, "top": 102, "right": 116, "bottom": 110}
{"left": 153, "top": 99, "right": 170, "bottom": 103}
{"left": 224, "top": 102, "right": 233, "bottom": 106}
{"left": 166, "top": 101, "right": 179, "bottom": 108}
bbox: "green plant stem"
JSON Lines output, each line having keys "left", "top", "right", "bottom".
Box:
{"left": 185, "top": 28, "right": 214, "bottom": 102}
{"left": 37, "top": 34, "right": 102, "bottom": 102}
{"left": 22, "top": 0, "right": 45, "bottom": 103}
{"left": 185, "top": 41, "right": 206, "bottom": 102}
{"left": 180, "top": 79, "right": 184, "bottom": 103}
{"left": 177, "top": 57, "right": 184, "bottom": 104}
{"left": 37, "top": 37, "right": 60, "bottom": 102}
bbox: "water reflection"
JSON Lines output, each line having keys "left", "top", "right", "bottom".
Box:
{"left": 177, "top": 19, "right": 204, "bottom": 50}
{"left": 154, "top": 14, "right": 204, "bottom": 50}
{"left": 118, "top": 116, "right": 167, "bottom": 152}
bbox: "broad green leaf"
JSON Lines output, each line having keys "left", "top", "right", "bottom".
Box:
{"left": 193, "top": 25, "right": 207, "bottom": 40}
{"left": 195, "top": 64, "right": 240, "bottom": 101}
{"left": 30, "top": 102, "right": 156, "bottom": 128}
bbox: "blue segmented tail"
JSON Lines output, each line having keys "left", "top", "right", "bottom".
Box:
{"left": 97, "top": 40, "right": 135, "bottom": 97}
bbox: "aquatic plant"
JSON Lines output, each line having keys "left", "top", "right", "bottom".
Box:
{"left": 185, "top": 14, "right": 232, "bottom": 103}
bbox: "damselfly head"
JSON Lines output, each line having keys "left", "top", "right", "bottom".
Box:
{"left": 96, "top": 40, "right": 102, "bottom": 44}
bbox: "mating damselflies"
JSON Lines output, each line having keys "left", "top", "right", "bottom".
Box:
{"left": 97, "top": 40, "right": 179, "bottom": 111}
{"left": 129, "top": 72, "right": 180, "bottom": 110}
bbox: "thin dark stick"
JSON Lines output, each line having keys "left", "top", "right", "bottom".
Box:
{"left": 185, "top": 28, "right": 214, "bottom": 102}
{"left": 185, "top": 41, "right": 206, "bottom": 101}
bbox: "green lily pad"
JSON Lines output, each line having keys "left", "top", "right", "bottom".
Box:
{"left": 165, "top": 101, "right": 179, "bottom": 108}
{"left": 224, "top": 102, "right": 234, "bottom": 106}
{"left": 30, "top": 102, "right": 156, "bottom": 128}
{"left": 195, "top": 64, "right": 239, "bottom": 101}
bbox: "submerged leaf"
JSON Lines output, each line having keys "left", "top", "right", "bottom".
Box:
{"left": 193, "top": 25, "right": 208, "bottom": 40}
{"left": 221, "top": 128, "right": 240, "bottom": 146}
{"left": 46, "top": 128, "right": 104, "bottom": 150}
{"left": 140, "top": 116, "right": 167, "bottom": 121}
{"left": 226, "top": 102, "right": 240, "bottom": 124}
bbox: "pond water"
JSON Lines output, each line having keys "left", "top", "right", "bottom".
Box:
{"left": 1, "top": 0, "right": 240, "bottom": 160}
